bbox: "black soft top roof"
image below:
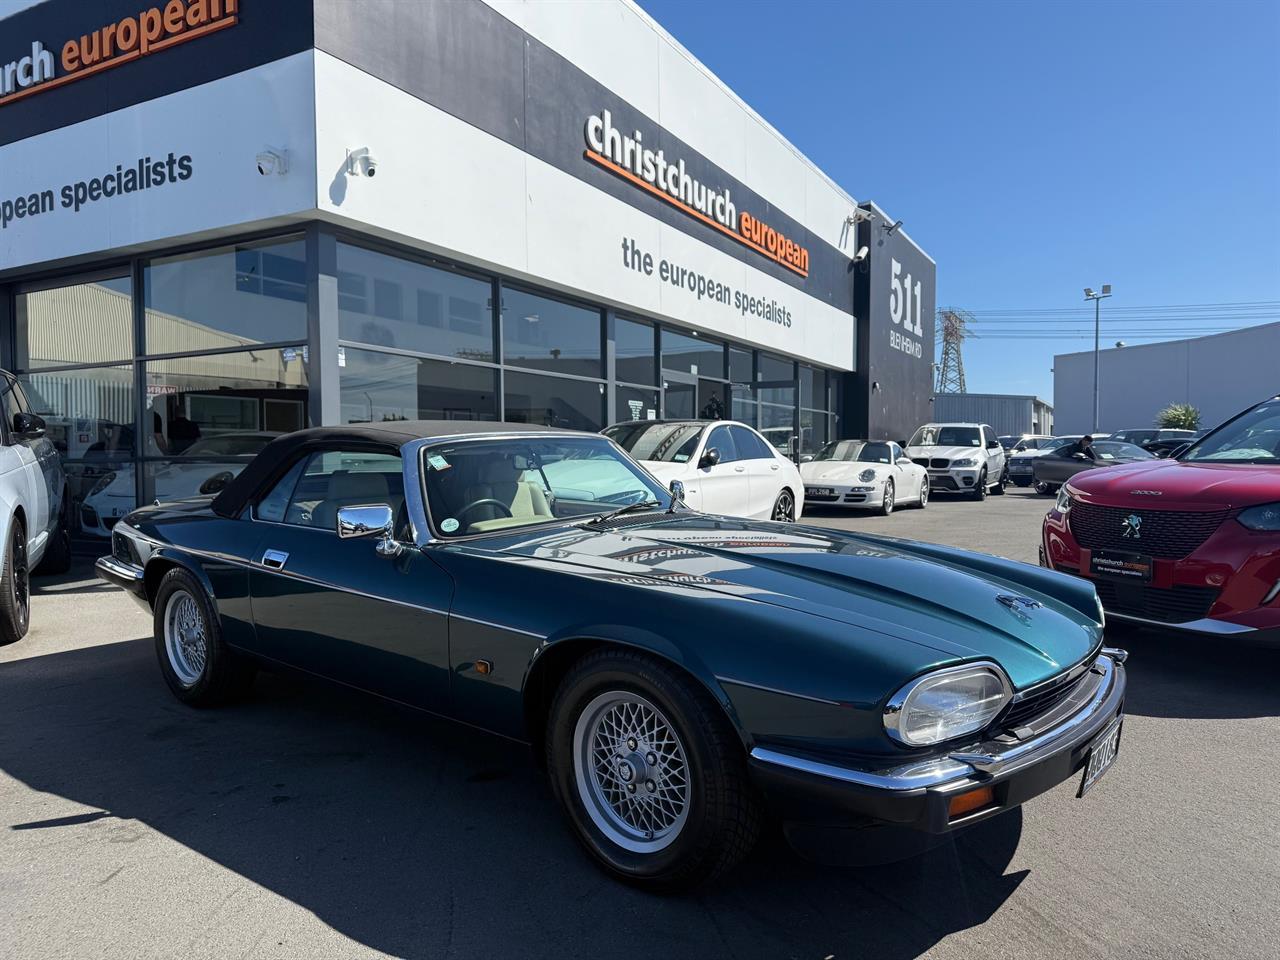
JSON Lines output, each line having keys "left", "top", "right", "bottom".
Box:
{"left": 211, "top": 420, "right": 585, "bottom": 518}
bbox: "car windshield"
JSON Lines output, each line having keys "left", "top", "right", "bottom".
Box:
{"left": 998, "top": 436, "right": 1020, "bottom": 448}
{"left": 602, "top": 422, "right": 704, "bottom": 463}
{"left": 813, "top": 440, "right": 893, "bottom": 463}
{"left": 909, "top": 426, "right": 981, "bottom": 447}
{"left": 423, "top": 436, "right": 672, "bottom": 537}
{"left": 1092, "top": 441, "right": 1155, "bottom": 461}
{"left": 1042, "top": 437, "right": 1075, "bottom": 450}
{"left": 1182, "top": 399, "right": 1280, "bottom": 463}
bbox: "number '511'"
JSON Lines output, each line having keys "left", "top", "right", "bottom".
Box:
{"left": 889, "top": 258, "right": 924, "bottom": 336}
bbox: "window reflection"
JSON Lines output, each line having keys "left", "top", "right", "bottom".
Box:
{"left": 502, "top": 288, "right": 601, "bottom": 377}
{"left": 15, "top": 276, "right": 134, "bottom": 369}
{"left": 615, "top": 317, "right": 656, "bottom": 386}
{"left": 504, "top": 371, "right": 603, "bottom": 431}
{"left": 338, "top": 347, "right": 498, "bottom": 423}
{"left": 20, "top": 366, "right": 135, "bottom": 459}
{"left": 662, "top": 329, "right": 723, "bottom": 378}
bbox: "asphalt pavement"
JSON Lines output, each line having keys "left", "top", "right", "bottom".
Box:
{"left": 2, "top": 486, "right": 1277, "bottom": 959}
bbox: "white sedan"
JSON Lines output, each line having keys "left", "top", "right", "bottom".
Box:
{"left": 603, "top": 419, "right": 804, "bottom": 522}
{"left": 800, "top": 439, "right": 928, "bottom": 515}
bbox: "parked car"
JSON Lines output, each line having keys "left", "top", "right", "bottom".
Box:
{"left": 602, "top": 419, "right": 803, "bottom": 522}
{"left": 1143, "top": 430, "right": 1206, "bottom": 459}
{"left": 905, "top": 422, "right": 1006, "bottom": 499}
{"left": 1110, "top": 427, "right": 1196, "bottom": 453}
{"left": 800, "top": 439, "right": 928, "bottom": 514}
{"left": 1042, "top": 395, "right": 1280, "bottom": 639}
{"left": 0, "top": 371, "right": 72, "bottom": 643}
{"left": 1006, "top": 436, "right": 1081, "bottom": 487}
{"left": 97, "top": 420, "right": 1128, "bottom": 889}
{"left": 998, "top": 434, "right": 1054, "bottom": 453}
{"left": 79, "top": 432, "right": 281, "bottom": 537}
{"left": 1031, "top": 441, "right": 1155, "bottom": 494}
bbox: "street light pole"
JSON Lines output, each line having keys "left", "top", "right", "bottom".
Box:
{"left": 1084, "top": 284, "right": 1112, "bottom": 433}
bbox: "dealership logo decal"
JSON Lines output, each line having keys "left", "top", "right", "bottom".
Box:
{"left": 1122, "top": 514, "right": 1142, "bottom": 539}
{"left": 0, "top": 0, "right": 239, "bottom": 108}
{"left": 585, "top": 110, "right": 810, "bottom": 278}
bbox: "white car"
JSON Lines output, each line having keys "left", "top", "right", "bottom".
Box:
{"left": 0, "top": 371, "right": 72, "bottom": 644}
{"left": 80, "top": 433, "right": 281, "bottom": 538}
{"left": 800, "top": 439, "right": 928, "bottom": 515}
{"left": 905, "top": 422, "right": 1006, "bottom": 500}
{"left": 603, "top": 420, "right": 804, "bottom": 521}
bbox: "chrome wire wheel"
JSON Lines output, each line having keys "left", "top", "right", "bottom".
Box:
{"left": 772, "top": 489, "right": 795, "bottom": 522}
{"left": 163, "top": 589, "right": 208, "bottom": 688}
{"left": 573, "top": 691, "right": 691, "bottom": 853}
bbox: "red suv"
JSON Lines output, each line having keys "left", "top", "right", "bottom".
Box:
{"left": 1042, "top": 395, "right": 1280, "bottom": 640}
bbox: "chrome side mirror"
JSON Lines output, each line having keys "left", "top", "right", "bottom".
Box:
{"left": 336, "top": 503, "right": 404, "bottom": 557}
{"left": 669, "top": 479, "right": 685, "bottom": 504}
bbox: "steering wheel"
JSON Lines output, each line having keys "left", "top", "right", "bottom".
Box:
{"left": 455, "top": 498, "right": 514, "bottom": 526}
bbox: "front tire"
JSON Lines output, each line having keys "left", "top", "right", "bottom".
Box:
{"left": 546, "top": 649, "right": 762, "bottom": 891}
{"left": 0, "top": 517, "right": 31, "bottom": 645}
{"left": 153, "top": 568, "right": 254, "bottom": 706}
{"left": 971, "top": 469, "right": 988, "bottom": 501}
{"left": 991, "top": 470, "right": 1006, "bottom": 495}
{"left": 771, "top": 488, "right": 796, "bottom": 522}
{"left": 879, "top": 479, "right": 895, "bottom": 516}
{"left": 916, "top": 480, "right": 929, "bottom": 509}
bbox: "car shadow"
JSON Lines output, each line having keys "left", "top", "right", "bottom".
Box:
{"left": 1104, "top": 622, "right": 1280, "bottom": 720}
{"left": 0, "top": 637, "right": 1028, "bottom": 960}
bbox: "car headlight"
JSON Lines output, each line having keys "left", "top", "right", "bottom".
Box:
{"left": 952, "top": 458, "right": 977, "bottom": 468}
{"left": 1055, "top": 486, "right": 1074, "bottom": 513}
{"left": 1238, "top": 502, "right": 1280, "bottom": 531}
{"left": 883, "top": 662, "right": 1012, "bottom": 746}
{"left": 858, "top": 468, "right": 877, "bottom": 482}
{"left": 88, "top": 472, "right": 116, "bottom": 497}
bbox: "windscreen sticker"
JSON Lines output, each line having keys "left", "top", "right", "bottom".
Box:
{"left": 441, "top": 518, "right": 460, "bottom": 533}
{"left": 427, "top": 454, "right": 451, "bottom": 471}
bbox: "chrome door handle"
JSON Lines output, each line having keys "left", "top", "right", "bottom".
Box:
{"left": 734, "top": 465, "right": 746, "bottom": 472}
{"left": 261, "top": 549, "right": 289, "bottom": 570}
{"left": 770, "top": 463, "right": 780, "bottom": 470}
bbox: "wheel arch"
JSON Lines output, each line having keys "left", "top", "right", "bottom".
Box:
{"left": 142, "top": 549, "right": 218, "bottom": 608}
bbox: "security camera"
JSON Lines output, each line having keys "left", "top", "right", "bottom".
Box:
{"left": 256, "top": 147, "right": 288, "bottom": 176}
{"left": 883, "top": 219, "right": 903, "bottom": 236}
{"left": 853, "top": 245, "right": 870, "bottom": 263}
{"left": 347, "top": 147, "right": 378, "bottom": 178}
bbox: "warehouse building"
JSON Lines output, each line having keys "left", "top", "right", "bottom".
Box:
{"left": 0, "top": 0, "right": 934, "bottom": 540}
{"left": 1053, "top": 322, "right": 1280, "bottom": 434}
{"left": 931, "top": 392, "right": 1054, "bottom": 438}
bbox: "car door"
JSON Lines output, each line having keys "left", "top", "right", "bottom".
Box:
{"left": 730, "top": 425, "right": 780, "bottom": 518}
{"left": 982, "top": 425, "right": 1005, "bottom": 479}
{"left": 695, "top": 425, "right": 751, "bottom": 517}
{"left": 244, "top": 446, "right": 453, "bottom": 709}
{"left": 0, "top": 376, "right": 50, "bottom": 549}
{"left": 888, "top": 442, "right": 920, "bottom": 500}
{"left": 1035, "top": 448, "right": 1079, "bottom": 485}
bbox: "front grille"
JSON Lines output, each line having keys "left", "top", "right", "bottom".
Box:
{"left": 806, "top": 492, "right": 839, "bottom": 502}
{"left": 930, "top": 458, "right": 950, "bottom": 469}
{"left": 912, "top": 457, "right": 930, "bottom": 468}
{"left": 1069, "top": 502, "right": 1228, "bottom": 559}
{"left": 1094, "top": 580, "right": 1219, "bottom": 623}
{"left": 930, "top": 476, "right": 960, "bottom": 490}
{"left": 1001, "top": 665, "right": 1092, "bottom": 729}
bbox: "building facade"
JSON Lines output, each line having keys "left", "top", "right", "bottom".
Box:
{"left": 0, "top": 0, "right": 934, "bottom": 541}
{"left": 1053, "top": 323, "right": 1280, "bottom": 434}
{"left": 931, "top": 393, "right": 1054, "bottom": 438}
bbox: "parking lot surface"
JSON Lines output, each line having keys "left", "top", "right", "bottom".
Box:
{"left": 2, "top": 486, "right": 1278, "bottom": 960}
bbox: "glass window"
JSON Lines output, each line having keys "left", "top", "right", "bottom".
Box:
{"left": 909, "top": 425, "right": 982, "bottom": 447}
{"left": 15, "top": 275, "right": 134, "bottom": 369}
{"left": 758, "top": 353, "right": 794, "bottom": 382}
{"left": 760, "top": 403, "right": 795, "bottom": 455}
{"left": 503, "top": 370, "right": 603, "bottom": 432}
{"left": 502, "top": 287, "right": 601, "bottom": 377}
{"left": 336, "top": 244, "right": 495, "bottom": 362}
{"left": 604, "top": 421, "right": 703, "bottom": 463}
{"left": 423, "top": 436, "right": 669, "bottom": 537}
{"left": 338, "top": 347, "right": 497, "bottom": 424}
{"left": 615, "top": 317, "right": 656, "bottom": 386}
{"left": 20, "top": 366, "right": 135, "bottom": 460}
{"left": 71, "top": 460, "right": 133, "bottom": 539}
{"left": 145, "top": 237, "right": 307, "bottom": 352}
{"left": 143, "top": 457, "right": 260, "bottom": 505}
{"left": 731, "top": 425, "right": 773, "bottom": 460}
{"left": 255, "top": 457, "right": 307, "bottom": 523}
{"left": 1185, "top": 398, "right": 1280, "bottom": 463}
{"left": 662, "top": 329, "right": 723, "bottom": 378}
{"left": 143, "top": 348, "right": 309, "bottom": 456}
{"left": 275, "top": 450, "right": 405, "bottom": 530}
{"left": 728, "top": 347, "right": 753, "bottom": 384}
{"left": 800, "top": 409, "right": 830, "bottom": 457}
{"left": 705, "top": 424, "right": 739, "bottom": 463}
{"left": 614, "top": 385, "right": 659, "bottom": 425}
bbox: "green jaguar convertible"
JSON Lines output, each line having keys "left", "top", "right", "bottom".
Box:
{"left": 97, "top": 421, "right": 1127, "bottom": 890}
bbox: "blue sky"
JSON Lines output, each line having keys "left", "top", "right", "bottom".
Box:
{"left": 640, "top": 0, "right": 1280, "bottom": 399}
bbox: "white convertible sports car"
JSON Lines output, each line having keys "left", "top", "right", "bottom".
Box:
{"left": 602, "top": 419, "right": 804, "bottom": 522}
{"left": 800, "top": 439, "right": 928, "bottom": 515}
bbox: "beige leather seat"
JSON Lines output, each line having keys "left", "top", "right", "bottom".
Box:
{"left": 311, "top": 470, "right": 405, "bottom": 531}
{"left": 462, "top": 459, "right": 553, "bottom": 532}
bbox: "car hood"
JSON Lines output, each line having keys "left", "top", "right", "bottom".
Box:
{"left": 905, "top": 445, "right": 985, "bottom": 461}
{"left": 638, "top": 461, "right": 691, "bottom": 484}
{"left": 799, "top": 461, "right": 882, "bottom": 482}
{"left": 473, "top": 517, "right": 1101, "bottom": 689}
{"left": 1067, "top": 458, "right": 1280, "bottom": 509}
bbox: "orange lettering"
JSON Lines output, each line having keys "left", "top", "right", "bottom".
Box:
{"left": 116, "top": 17, "right": 140, "bottom": 53}
{"left": 102, "top": 23, "right": 117, "bottom": 58}
{"left": 140, "top": 9, "right": 163, "bottom": 53}
{"left": 61, "top": 39, "right": 80, "bottom": 72}
{"left": 163, "top": 0, "right": 185, "bottom": 33}
{"left": 186, "top": 0, "right": 208, "bottom": 28}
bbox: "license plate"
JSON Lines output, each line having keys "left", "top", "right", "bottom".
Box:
{"left": 1010, "top": 465, "right": 1032, "bottom": 473}
{"left": 1078, "top": 715, "right": 1122, "bottom": 797}
{"left": 1089, "top": 549, "right": 1153, "bottom": 583}
{"left": 807, "top": 487, "right": 834, "bottom": 497}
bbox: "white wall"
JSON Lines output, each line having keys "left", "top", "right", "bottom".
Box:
{"left": 0, "top": 52, "right": 317, "bottom": 273}
{"left": 1054, "top": 322, "right": 1280, "bottom": 433}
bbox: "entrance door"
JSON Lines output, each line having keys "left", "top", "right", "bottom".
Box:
{"left": 662, "top": 372, "right": 697, "bottom": 419}
{"left": 731, "top": 379, "right": 800, "bottom": 462}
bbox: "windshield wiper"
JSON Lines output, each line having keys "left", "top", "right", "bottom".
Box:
{"left": 584, "top": 500, "right": 663, "bottom": 526}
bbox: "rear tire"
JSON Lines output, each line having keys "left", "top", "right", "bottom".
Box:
{"left": 1035, "top": 481, "right": 1056, "bottom": 496}
{"left": 546, "top": 649, "right": 762, "bottom": 891}
{"left": 771, "top": 489, "right": 796, "bottom": 522}
{"left": 153, "top": 568, "right": 255, "bottom": 706}
{"left": 34, "top": 490, "right": 72, "bottom": 576}
{"left": 0, "top": 518, "right": 30, "bottom": 646}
